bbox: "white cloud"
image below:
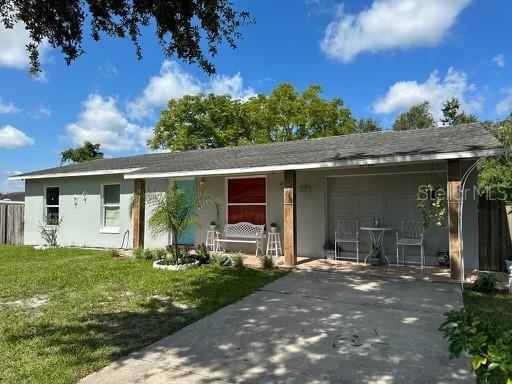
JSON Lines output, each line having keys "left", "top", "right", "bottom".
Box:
{"left": 34, "top": 105, "right": 51, "bottom": 119}
{"left": 0, "top": 170, "right": 23, "bottom": 193}
{"left": 66, "top": 94, "right": 149, "bottom": 151}
{"left": 208, "top": 73, "right": 256, "bottom": 101}
{"left": 492, "top": 54, "right": 505, "bottom": 68}
{"left": 0, "top": 99, "right": 20, "bottom": 114}
{"left": 99, "top": 62, "right": 120, "bottom": 77}
{"left": 127, "top": 60, "right": 255, "bottom": 120}
{"left": 0, "top": 22, "right": 50, "bottom": 73}
{"left": 0, "top": 125, "right": 34, "bottom": 149}
{"left": 373, "top": 67, "right": 480, "bottom": 119}
{"left": 495, "top": 88, "right": 512, "bottom": 116}
{"left": 321, "top": 0, "right": 470, "bottom": 62}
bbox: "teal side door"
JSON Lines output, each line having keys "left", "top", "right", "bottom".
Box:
{"left": 175, "top": 180, "right": 196, "bottom": 245}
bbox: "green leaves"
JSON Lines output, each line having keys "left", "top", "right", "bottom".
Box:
{"left": 1, "top": 0, "right": 251, "bottom": 75}
{"left": 149, "top": 83, "right": 356, "bottom": 151}
{"left": 392, "top": 101, "right": 436, "bottom": 131}
{"left": 440, "top": 306, "right": 512, "bottom": 383}
{"left": 478, "top": 118, "right": 512, "bottom": 204}
{"left": 60, "top": 141, "right": 103, "bottom": 164}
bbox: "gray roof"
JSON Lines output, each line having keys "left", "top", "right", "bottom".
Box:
{"left": 13, "top": 123, "right": 503, "bottom": 179}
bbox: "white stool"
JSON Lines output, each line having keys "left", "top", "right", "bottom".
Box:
{"left": 206, "top": 230, "right": 216, "bottom": 251}
{"left": 266, "top": 232, "right": 282, "bottom": 257}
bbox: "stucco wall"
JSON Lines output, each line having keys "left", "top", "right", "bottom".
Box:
{"left": 25, "top": 175, "right": 133, "bottom": 248}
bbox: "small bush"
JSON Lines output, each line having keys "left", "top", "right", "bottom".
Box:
{"left": 154, "top": 248, "right": 167, "bottom": 259}
{"left": 211, "top": 253, "right": 229, "bottom": 266}
{"left": 258, "top": 254, "right": 274, "bottom": 270}
{"left": 143, "top": 249, "right": 154, "bottom": 260}
{"left": 473, "top": 273, "right": 498, "bottom": 294}
{"left": 194, "top": 243, "right": 210, "bottom": 264}
{"left": 105, "top": 248, "right": 121, "bottom": 258}
{"left": 133, "top": 247, "right": 143, "bottom": 258}
{"left": 232, "top": 253, "right": 244, "bottom": 269}
{"left": 440, "top": 308, "right": 512, "bottom": 383}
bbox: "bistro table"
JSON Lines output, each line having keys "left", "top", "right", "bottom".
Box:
{"left": 360, "top": 227, "right": 394, "bottom": 265}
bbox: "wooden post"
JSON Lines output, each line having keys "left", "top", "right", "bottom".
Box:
{"left": 447, "top": 160, "right": 462, "bottom": 281}
{"left": 132, "top": 179, "right": 145, "bottom": 249}
{"left": 284, "top": 170, "right": 297, "bottom": 267}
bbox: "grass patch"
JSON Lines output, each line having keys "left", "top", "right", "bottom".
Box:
{"left": 0, "top": 246, "right": 286, "bottom": 384}
{"left": 463, "top": 289, "right": 512, "bottom": 325}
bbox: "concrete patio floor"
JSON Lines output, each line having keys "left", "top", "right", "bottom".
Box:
{"left": 80, "top": 270, "right": 472, "bottom": 384}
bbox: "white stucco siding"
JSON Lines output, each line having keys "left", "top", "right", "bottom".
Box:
{"left": 24, "top": 175, "right": 133, "bottom": 248}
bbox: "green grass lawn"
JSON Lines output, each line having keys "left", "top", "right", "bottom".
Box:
{"left": 463, "top": 289, "right": 512, "bottom": 326}
{"left": 0, "top": 246, "right": 286, "bottom": 384}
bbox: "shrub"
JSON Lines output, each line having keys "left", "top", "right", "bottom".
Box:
{"left": 194, "top": 243, "right": 210, "bottom": 264}
{"left": 258, "top": 254, "right": 274, "bottom": 270}
{"left": 143, "top": 249, "right": 155, "bottom": 260}
{"left": 133, "top": 247, "right": 144, "bottom": 258}
{"left": 38, "top": 216, "right": 63, "bottom": 246}
{"left": 473, "top": 273, "right": 498, "bottom": 294}
{"left": 154, "top": 248, "right": 167, "bottom": 259}
{"left": 440, "top": 308, "right": 512, "bottom": 383}
{"left": 211, "top": 253, "right": 229, "bottom": 266}
{"left": 105, "top": 248, "right": 121, "bottom": 258}
{"left": 232, "top": 253, "right": 244, "bottom": 269}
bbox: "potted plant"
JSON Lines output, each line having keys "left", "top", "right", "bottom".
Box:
{"left": 370, "top": 242, "right": 384, "bottom": 266}
{"left": 436, "top": 249, "right": 450, "bottom": 267}
{"left": 270, "top": 223, "right": 278, "bottom": 233}
{"left": 505, "top": 259, "right": 512, "bottom": 274}
{"left": 210, "top": 221, "right": 216, "bottom": 231}
{"left": 323, "top": 242, "right": 335, "bottom": 260}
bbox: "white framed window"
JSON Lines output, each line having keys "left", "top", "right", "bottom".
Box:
{"left": 102, "top": 184, "right": 120, "bottom": 229}
{"left": 44, "top": 186, "right": 59, "bottom": 225}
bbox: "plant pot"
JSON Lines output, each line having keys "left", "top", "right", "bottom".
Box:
{"left": 505, "top": 260, "right": 512, "bottom": 274}
{"left": 325, "top": 250, "right": 335, "bottom": 260}
{"left": 270, "top": 226, "right": 278, "bottom": 233}
{"left": 209, "top": 225, "right": 216, "bottom": 231}
{"left": 437, "top": 249, "right": 450, "bottom": 268}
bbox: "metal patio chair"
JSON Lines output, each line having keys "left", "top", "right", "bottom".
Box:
{"left": 334, "top": 220, "right": 360, "bottom": 263}
{"left": 396, "top": 221, "right": 425, "bottom": 268}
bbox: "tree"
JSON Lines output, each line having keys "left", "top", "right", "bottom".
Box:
{"left": 60, "top": 141, "right": 103, "bottom": 164}
{"left": 140, "top": 185, "right": 218, "bottom": 261}
{"left": 440, "top": 97, "right": 478, "bottom": 126}
{"left": 355, "top": 117, "right": 383, "bottom": 133}
{"left": 0, "top": 1, "right": 251, "bottom": 75}
{"left": 478, "top": 116, "right": 512, "bottom": 204}
{"left": 149, "top": 83, "right": 356, "bottom": 151}
{"left": 392, "top": 102, "right": 436, "bottom": 131}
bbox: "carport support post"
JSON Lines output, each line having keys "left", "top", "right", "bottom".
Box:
{"left": 284, "top": 170, "right": 297, "bottom": 267}
{"left": 132, "top": 179, "right": 145, "bottom": 249}
{"left": 447, "top": 160, "right": 462, "bottom": 281}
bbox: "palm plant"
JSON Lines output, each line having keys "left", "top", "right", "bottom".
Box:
{"left": 131, "top": 185, "right": 219, "bottom": 264}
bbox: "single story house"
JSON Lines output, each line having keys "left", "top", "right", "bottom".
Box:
{"left": 10, "top": 123, "right": 503, "bottom": 279}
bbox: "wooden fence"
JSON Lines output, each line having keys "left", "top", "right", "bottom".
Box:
{"left": 0, "top": 201, "right": 24, "bottom": 245}
{"left": 478, "top": 198, "right": 512, "bottom": 271}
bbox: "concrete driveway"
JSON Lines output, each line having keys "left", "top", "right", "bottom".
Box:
{"left": 81, "top": 270, "right": 472, "bottom": 384}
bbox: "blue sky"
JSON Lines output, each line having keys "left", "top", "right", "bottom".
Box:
{"left": 0, "top": 0, "right": 511, "bottom": 192}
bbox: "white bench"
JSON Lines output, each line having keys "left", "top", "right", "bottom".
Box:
{"left": 214, "top": 222, "right": 265, "bottom": 256}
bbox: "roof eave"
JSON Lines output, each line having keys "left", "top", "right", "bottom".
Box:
{"left": 8, "top": 168, "right": 144, "bottom": 181}
{"left": 124, "top": 148, "right": 505, "bottom": 180}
